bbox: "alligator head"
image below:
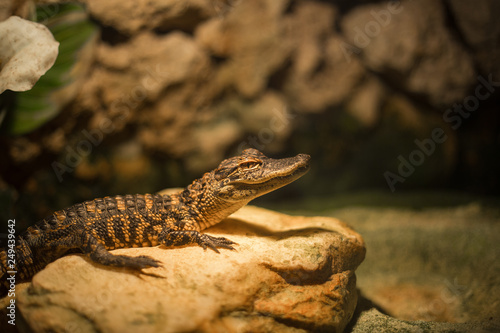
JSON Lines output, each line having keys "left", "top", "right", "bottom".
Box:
{"left": 178, "top": 149, "right": 310, "bottom": 227}
{"left": 212, "top": 148, "right": 310, "bottom": 202}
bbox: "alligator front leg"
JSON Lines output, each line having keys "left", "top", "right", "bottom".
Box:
{"left": 157, "top": 228, "right": 237, "bottom": 253}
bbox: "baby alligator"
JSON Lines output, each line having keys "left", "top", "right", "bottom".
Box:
{"left": 0, "top": 149, "right": 310, "bottom": 295}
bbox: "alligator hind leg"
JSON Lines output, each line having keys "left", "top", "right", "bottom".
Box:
{"left": 80, "top": 234, "right": 161, "bottom": 270}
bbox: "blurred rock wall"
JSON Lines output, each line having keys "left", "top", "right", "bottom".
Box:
{"left": 1, "top": 0, "right": 499, "bottom": 209}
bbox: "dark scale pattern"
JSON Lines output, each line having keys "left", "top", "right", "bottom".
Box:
{"left": 0, "top": 149, "right": 310, "bottom": 296}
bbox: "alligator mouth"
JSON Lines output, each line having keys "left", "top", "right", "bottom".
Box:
{"left": 259, "top": 163, "right": 310, "bottom": 185}
{"left": 233, "top": 156, "right": 310, "bottom": 187}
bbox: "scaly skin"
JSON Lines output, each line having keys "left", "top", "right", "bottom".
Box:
{"left": 0, "top": 149, "right": 310, "bottom": 295}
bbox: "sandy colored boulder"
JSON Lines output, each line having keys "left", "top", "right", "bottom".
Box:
{"left": 16, "top": 206, "right": 365, "bottom": 333}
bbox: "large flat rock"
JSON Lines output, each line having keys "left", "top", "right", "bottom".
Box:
{"left": 16, "top": 206, "right": 365, "bottom": 333}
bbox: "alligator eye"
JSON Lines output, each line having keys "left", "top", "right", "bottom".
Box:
{"left": 238, "top": 161, "right": 261, "bottom": 170}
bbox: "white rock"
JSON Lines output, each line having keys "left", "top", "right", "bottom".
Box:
{"left": 0, "top": 16, "right": 59, "bottom": 93}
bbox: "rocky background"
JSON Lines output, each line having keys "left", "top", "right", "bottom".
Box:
{"left": 0, "top": 0, "right": 499, "bottom": 223}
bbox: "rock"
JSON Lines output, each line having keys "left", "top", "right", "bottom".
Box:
{"left": 16, "top": 206, "right": 365, "bottom": 333}
{"left": 93, "top": 30, "right": 210, "bottom": 103}
{"left": 340, "top": 0, "right": 475, "bottom": 107}
{"left": 446, "top": 0, "right": 500, "bottom": 79}
{"left": 234, "top": 91, "right": 292, "bottom": 153}
{"left": 81, "top": 30, "right": 212, "bottom": 158}
{"left": 0, "top": 16, "right": 59, "bottom": 94}
{"left": 82, "top": 0, "right": 215, "bottom": 35}
{"left": 195, "top": 0, "right": 292, "bottom": 98}
{"left": 282, "top": 2, "right": 365, "bottom": 113}
{"left": 345, "top": 77, "right": 385, "bottom": 128}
